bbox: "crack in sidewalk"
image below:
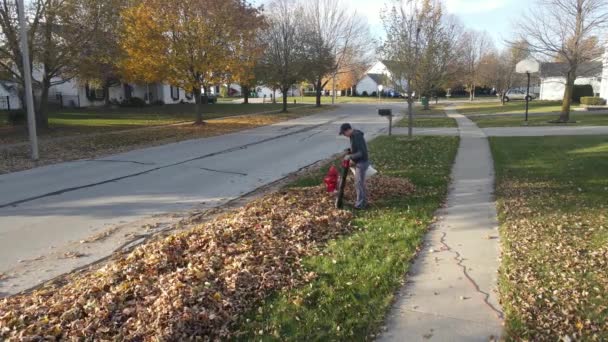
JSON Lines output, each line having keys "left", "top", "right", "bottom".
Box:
{"left": 199, "top": 167, "right": 247, "bottom": 176}
{"left": 439, "top": 231, "right": 504, "bottom": 321}
{"left": 89, "top": 159, "right": 156, "bottom": 166}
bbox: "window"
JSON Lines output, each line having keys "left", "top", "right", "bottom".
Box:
{"left": 170, "top": 86, "right": 180, "bottom": 101}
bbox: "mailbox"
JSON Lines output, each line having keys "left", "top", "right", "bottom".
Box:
{"left": 378, "top": 109, "right": 392, "bottom": 116}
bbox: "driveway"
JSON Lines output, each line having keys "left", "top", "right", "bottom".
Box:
{"left": 0, "top": 103, "right": 401, "bottom": 296}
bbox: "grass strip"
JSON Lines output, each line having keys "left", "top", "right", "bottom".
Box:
{"left": 235, "top": 135, "right": 459, "bottom": 340}
{"left": 491, "top": 135, "right": 608, "bottom": 340}
{"left": 470, "top": 113, "right": 608, "bottom": 127}
{"left": 396, "top": 116, "right": 457, "bottom": 128}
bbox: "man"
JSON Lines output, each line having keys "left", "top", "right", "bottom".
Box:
{"left": 339, "top": 123, "right": 369, "bottom": 209}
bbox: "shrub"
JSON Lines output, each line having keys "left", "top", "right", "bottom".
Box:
{"left": 361, "top": 91, "right": 368, "bottom": 96}
{"left": 572, "top": 84, "right": 594, "bottom": 103}
{"left": 120, "top": 97, "right": 146, "bottom": 107}
{"left": 371, "top": 91, "right": 377, "bottom": 97}
{"left": 580, "top": 96, "right": 606, "bottom": 106}
{"left": 7, "top": 110, "right": 26, "bottom": 125}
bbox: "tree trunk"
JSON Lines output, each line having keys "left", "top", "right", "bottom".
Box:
{"left": 194, "top": 87, "right": 204, "bottom": 125}
{"left": 469, "top": 83, "right": 474, "bottom": 102}
{"left": 104, "top": 82, "right": 111, "bottom": 106}
{"left": 407, "top": 91, "right": 414, "bottom": 138}
{"left": 36, "top": 78, "right": 50, "bottom": 129}
{"left": 243, "top": 85, "right": 249, "bottom": 104}
{"left": 202, "top": 86, "right": 209, "bottom": 105}
{"left": 282, "top": 87, "right": 288, "bottom": 112}
{"left": 559, "top": 69, "right": 576, "bottom": 122}
{"left": 315, "top": 79, "right": 322, "bottom": 107}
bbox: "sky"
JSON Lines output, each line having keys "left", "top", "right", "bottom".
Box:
{"left": 351, "top": 0, "right": 531, "bottom": 50}
{"left": 256, "top": 0, "right": 532, "bottom": 51}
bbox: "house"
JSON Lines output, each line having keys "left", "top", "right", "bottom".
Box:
{"left": 538, "top": 62, "right": 603, "bottom": 100}
{"left": 49, "top": 80, "right": 196, "bottom": 107}
{"left": 355, "top": 61, "right": 406, "bottom": 96}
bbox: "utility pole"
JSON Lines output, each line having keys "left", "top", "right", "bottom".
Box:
{"left": 17, "top": 0, "right": 39, "bottom": 160}
{"left": 408, "top": 27, "right": 421, "bottom": 138}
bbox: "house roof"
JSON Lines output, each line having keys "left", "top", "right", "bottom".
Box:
{"left": 367, "top": 73, "right": 385, "bottom": 85}
{"left": 540, "top": 62, "right": 603, "bottom": 78}
{"left": 381, "top": 60, "right": 401, "bottom": 74}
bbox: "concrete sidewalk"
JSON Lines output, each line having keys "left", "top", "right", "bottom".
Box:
{"left": 380, "top": 109, "right": 503, "bottom": 341}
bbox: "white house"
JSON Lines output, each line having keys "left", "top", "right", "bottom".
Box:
{"left": 49, "top": 79, "right": 197, "bottom": 107}
{"left": 355, "top": 61, "right": 406, "bottom": 96}
{"left": 538, "top": 62, "right": 603, "bottom": 100}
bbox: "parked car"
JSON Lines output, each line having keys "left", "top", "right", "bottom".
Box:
{"left": 503, "top": 89, "right": 536, "bottom": 102}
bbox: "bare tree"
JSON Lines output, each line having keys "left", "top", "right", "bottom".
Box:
{"left": 301, "top": 0, "right": 372, "bottom": 106}
{"left": 478, "top": 41, "right": 531, "bottom": 104}
{"left": 258, "top": 0, "right": 306, "bottom": 112}
{"left": 460, "top": 29, "right": 494, "bottom": 101}
{"left": 382, "top": 0, "right": 460, "bottom": 136}
{"left": 514, "top": 0, "right": 608, "bottom": 122}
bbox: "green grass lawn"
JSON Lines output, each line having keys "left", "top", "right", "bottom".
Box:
{"left": 491, "top": 136, "right": 608, "bottom": 340}
{"left": 0, "top": 103, "right": 306, "bottom": 144}
{"left": 48, "top": 103, "right": 304, "bottom": 127}
{"left": 470, "top": 113, "right": 608, "bottom": 127}
{"left": 285, "top": 96, "right": 406, "bottom": 104}
{"left": 236, "top": 135, "right": 459, "bottom": 340}
{"left": 455, "top": 100, "right": 564, "bottom": 115}
{"left": 396, "top": 115, "right": 457, "bottom": 128}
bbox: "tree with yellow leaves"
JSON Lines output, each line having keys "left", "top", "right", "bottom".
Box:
{"left": 120, "top": 0, "right": 264, "bottom": 124}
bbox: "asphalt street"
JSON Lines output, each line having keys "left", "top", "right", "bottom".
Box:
{"left": 0, "top": 103, "right": 402, "bottom": 295}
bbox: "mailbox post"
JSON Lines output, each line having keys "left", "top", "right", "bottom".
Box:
{"left": 378, "top": 108, "right": 393, "bottom": 136}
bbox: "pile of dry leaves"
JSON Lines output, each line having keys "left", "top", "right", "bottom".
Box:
{"left": 0, "top": 175, "right": 415, "bottom": 340}
{"left": 344, "top": 175, "right": 415, "bottom": 203}
{"left": 0, "top": 186, "right": 353, "bottom": 340}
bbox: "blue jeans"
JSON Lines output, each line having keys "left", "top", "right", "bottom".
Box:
{"left": 354, "top": 161, "right": 369, "bottom": 208}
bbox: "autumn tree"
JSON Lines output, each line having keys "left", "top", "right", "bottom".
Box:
{"left": 120, "top": 0, "right": 263, "bottom": 124}
{"left": 229, "top": 8, "right": 266, "bottom": 105}
{"left": 514, "top": 0, "right": 608, "bottom": 122}
{"left": 258, "top": 0, "right": 306, "bottom": 112}
{"left": 382, "top": 0, "right": 460, "bottom": 136}
{"left": 301, "top": 0, "right": 372, "bottom": 107}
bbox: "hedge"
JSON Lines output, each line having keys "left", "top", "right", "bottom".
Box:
{"left": 580, "top": 97, "right": 607, "bottom": 106}
{"left": 572, "top": 84, "right": 594, "bottom": 103}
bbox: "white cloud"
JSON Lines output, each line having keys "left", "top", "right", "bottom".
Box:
{"left": 444, "top": 0, "right": 507, "bottom": 14}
